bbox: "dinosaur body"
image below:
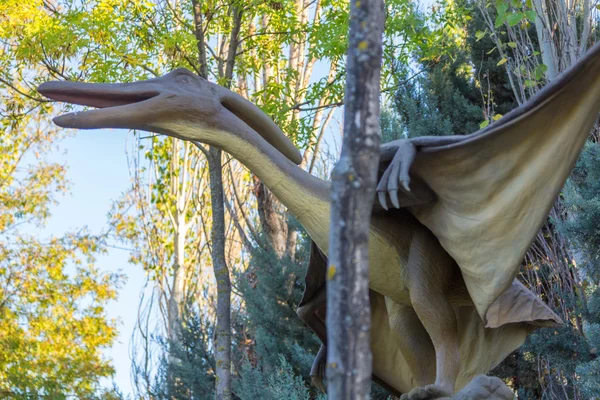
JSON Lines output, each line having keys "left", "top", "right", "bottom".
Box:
{"left": 298, "top": 209, "right": 558, "bottom": 395}
{"left": 37, "top": 42, "right": 600, "bottom": 396}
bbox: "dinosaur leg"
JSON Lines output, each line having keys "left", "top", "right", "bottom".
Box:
{"left": 406, "top": 227, "right": 460, "bottom": 395}
{"left": 297, "top": 287, "right": 327, "bottom": 343}
{"left": 297, "top": 287, "right": 328, "bottom": 391}
{"left": 384, "top": 297, "right": 436, "bottom": 387}
{"left": 310, "top": 344, "right": 327, "bottom": 393}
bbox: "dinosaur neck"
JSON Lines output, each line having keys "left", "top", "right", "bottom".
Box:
{"left": 174, "top": 118, "right": 332, "bottom": 250}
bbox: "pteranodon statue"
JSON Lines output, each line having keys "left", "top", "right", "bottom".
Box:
{"left": 38, "top": 42, "right": 600, "bottom": 397}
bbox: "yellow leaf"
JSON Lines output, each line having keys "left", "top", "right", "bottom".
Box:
{"left": 327, "top": 265, "right": 337, "bottom": 280}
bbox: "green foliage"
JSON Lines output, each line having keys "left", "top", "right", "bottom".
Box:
{"left": 560, "top": 142, "right": 600, "bottom": 281}
{"left": 498, "top": 141, "right": 600, "bottom": 398}
{"left": 148, "top": 229, "right": 398, "bottom": 398}
{"left": 0, "top": 236, "right": 123, "bottom": 398}
{"left": 392, "top": 56, "right": 483, "bottom": 138}
{"left": 0, "top": 84, "right": 124, "bottom": 397}
{"left": 385, "top": 0, "right": 511, "bottom": 141}
{"left": 464, "top": 2, "right": 519, "bottom": 116}
{"left": 380, "top": 105, "right": 405, "bottom": 143}
{"left": 152, "top": 304, "right": 215, "bottom": 400}
{"left": 236, "top": 232, "right": 395, "bottom": 398}
{"left": 576, "top": 356, "right": 600, "bottom": 399}
{"left": 575, "top": 321, "right": 600, "bottom": 398}
{"left": 553, "top": 142, "right": 600, "bottom": 398}
{"left": 235, "top": 233, "right": 321, "bottom": 396}
{"left": 236, "top": 356, "right": 321, "bottom": 400}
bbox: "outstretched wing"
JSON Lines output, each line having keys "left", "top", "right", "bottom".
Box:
{"left": 390, "top": 43, "right": 600, "bottom": 324}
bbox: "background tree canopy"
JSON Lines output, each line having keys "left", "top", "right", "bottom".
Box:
{"left": 1, "top": 0, "right": 599, "bottom": 398}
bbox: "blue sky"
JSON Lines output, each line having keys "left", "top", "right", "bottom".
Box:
{"left": 41, "top": 129, "right": 144, "bottom": 396}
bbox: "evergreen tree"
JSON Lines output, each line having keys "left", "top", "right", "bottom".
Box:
{"left": 392, "top": 56, "right": 483, "bottom": 138}
{"left": 152, "top": 303, "right": 216, "bottom": 400}
{"left": 234, "top": 230, "right": 322, "bottom": 398}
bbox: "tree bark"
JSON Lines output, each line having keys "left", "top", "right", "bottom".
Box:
{"left": 253, "top": 179, "right": 289, "bottom": 257}
{"left": 192, "top": 0, "right": 208, "bottom": 78}
{"left": 192, "top": 3, "right": 242, "bottom": 399}
{"left": 532, "top": 0, "right": 558, "bottom": 81}
{"left": 207, "top": 147, "right": 232, "bottom": 400}
{"left": 325, "top": 0, "right": 384, "bottom": 398}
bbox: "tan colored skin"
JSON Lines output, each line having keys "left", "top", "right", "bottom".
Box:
{"left": 38, "top": 62, "right": 573, "bottom": 395}
{"left": 297, "top": 215, "right": 473, "bottom": 395}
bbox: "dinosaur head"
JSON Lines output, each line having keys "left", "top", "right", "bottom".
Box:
{"left": 38, "top": 68, "right": 302, "bottom": 164}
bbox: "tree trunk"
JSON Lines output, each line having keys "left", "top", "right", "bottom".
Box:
{"left": 208, "top": 147, "right": 232, "bottom": 400}
{"left": 253, "top": 179, "right": 289, "bottom": 257}
{"left": 192, "top": 3, "right": 242, "bottom": 399}
{"left": 532, "top": 0, "right": 558, "bottom": 81}
{"left": 325, "top": 0, "right": 385, "bottom": 398}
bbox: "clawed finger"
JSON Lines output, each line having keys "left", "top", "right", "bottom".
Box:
{"left": 398, "top": 143, "right": 416, "bottom": 191}
{"left": 377, "top": 141, "right": 417, "bottom": 210}
{"left": 377, "top": 164, "right": 394, "bottom": 210}
{"left": 389, "top": 189, "right": 400, "bottom": 209}
{"left": 378, "top": 191, "right": 388, "bottom": 211}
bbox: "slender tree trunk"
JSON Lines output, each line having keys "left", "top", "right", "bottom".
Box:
{"left": 532, "top": 0, "right": 558, "bottom": 80}
{"left": 326, "top": 0, "right": 384, "bottom": 397}
{"left": 207, "top": 147, "right": 232, "bottom": 400}
{"left": 191, "top": 3, "right": 242, "bottom": 399}
{"left": 192, "top": 0, "right": 208, "bottom": 78}
{"left": 253, "top": 179, "right": 289, "bottom": 257}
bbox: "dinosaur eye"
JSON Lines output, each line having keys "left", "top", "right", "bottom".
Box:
{"left": 177, "top": 75, "right": 191, "bottom": 84}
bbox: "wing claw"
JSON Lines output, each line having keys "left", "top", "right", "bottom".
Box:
{"left": 401, "top": 179, "right": 411, "bottom": 192}
{"left": 378, "top": 191, "right": 389, "bottom": 210}
{"left": 377, "top": 139, "right": 418, "bottom": 209}
{"left": 390, "top": 189, "right": 400, "bottom": 209}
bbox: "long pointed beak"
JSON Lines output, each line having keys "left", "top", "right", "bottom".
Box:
{"left": 38, "top": 73, "right": 303, "bottom": 165}
{"left": 37, "top": 80, "right": 162, "bottom": 130}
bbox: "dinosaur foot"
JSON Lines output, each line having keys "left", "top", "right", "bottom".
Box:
{"left": 400, "top": 384, "right": 452, "bottom": 400}
{"left": 452, "top": 375, "right": 514, "bottom": 400}
{"left": 399, "top": 376, "right": 513, "bottom": 400}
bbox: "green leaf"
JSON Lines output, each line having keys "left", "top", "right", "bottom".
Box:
{"left": 525, "top": 79, "right": 537, "bottom": 88}
{"left": 507, "top": 41, "right": 517, "bottom": 49}
{"left": 497, "top": 1, "right": 509, "bottom": 15}
{"left": 476, "top": 30, "right": 486, "bottom": 41}
{"left": 497, "top": 57, "right": 508, "bottom": 66}
{"left": 534, "top": 63, "right": 548, "bottom": 80}
{"left": 495, "top": 13, "right": 506, "bottom": 28}
{"left": 480, "top": 120, "right": 490, "bottom": 129}
{"left": 506, "top": 12, "right": 524, "bottom": 26}
{"left": 525, "top": 10, "right": 537, "bottom": 21}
